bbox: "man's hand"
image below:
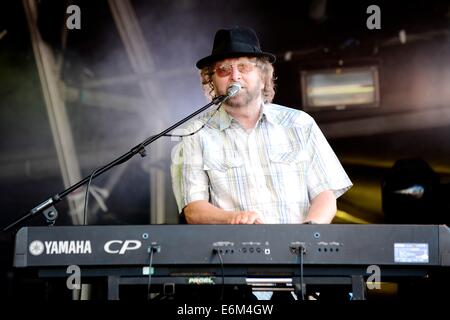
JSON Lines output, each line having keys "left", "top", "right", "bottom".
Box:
{"left": 183, "top": 200, "right": 264, "bottom": 224}
{"left": 229, "top": 211, "right": 264, "bottom": 224}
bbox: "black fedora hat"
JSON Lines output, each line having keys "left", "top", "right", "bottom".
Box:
{"left": 196, "top": 26, "right": 276, "bottom": 69}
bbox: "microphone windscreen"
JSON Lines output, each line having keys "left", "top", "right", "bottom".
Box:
{"left": 226, "top": 82, "right": 241, "bottom": 97}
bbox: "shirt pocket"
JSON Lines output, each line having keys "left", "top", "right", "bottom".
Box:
{"left": 203, "top": 154, "right": 243, "bottom": 171}
{"left": 269, "top": 149, "right": 309, "bottom": 166}
{"left": 203, "top": 153, "right": 243, "bottom": 189}
{"left": 268, "top": 149, "right": 309, "bottom": 201}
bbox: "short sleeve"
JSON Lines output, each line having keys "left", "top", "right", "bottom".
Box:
{"left": 305, "top": 119, "right": 353, "bottom": 200}
{"left": 170, "top": 134, "right": 210, "bottom": 213}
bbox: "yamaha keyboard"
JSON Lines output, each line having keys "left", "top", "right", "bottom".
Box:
{"left": 13, "top": 224, "right": 450, "bottom": 300}
{"left": 14, "top": 224, "right": 450, "bottom": 267}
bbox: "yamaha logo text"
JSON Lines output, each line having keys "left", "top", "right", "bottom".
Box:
{"left": 29, "top": 240, "right": 92, "bottom": 255}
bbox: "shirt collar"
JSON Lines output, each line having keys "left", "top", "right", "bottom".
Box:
{"left": 260, "top": 103, "right": 277, "bottom": 125}
{"left": 217, "top": 103, "right": 277, "bottom": 131}
{"left": 218, "top": 106, "right": 233, "bottom": 131}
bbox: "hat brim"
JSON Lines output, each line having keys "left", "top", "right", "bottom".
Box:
{"left": 196, "top": 51, "right": 276, "bottom": 69}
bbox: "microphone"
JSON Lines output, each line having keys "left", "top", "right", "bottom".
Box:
{"left": 226, "top": 82, "right": 241, "bottom": 97}
{"left": 212, "top": 82, "right": 241, "bottom": 105}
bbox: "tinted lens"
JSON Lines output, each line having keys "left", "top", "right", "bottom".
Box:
{"left": 215, "top": 65, "right": 232, "bottom": 77}
{"left": 238, "top": 63, "right": 255, "bottom": 73}
{"left": 214, "top": 62, "right": 256, "bottom": 77}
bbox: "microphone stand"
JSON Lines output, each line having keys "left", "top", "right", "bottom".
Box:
{"left": 2, "top": 95, "right": 228, "bottom": 232}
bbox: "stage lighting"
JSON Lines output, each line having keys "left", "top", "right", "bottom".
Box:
{"left": 300, "top": 66, "right": 379, "bottom": 111}
{"left": 381, "top": 158, "right": 441, "bottom": 224}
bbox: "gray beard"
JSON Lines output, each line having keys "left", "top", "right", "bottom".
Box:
{"left": 224, "top": 88, "right": 260, "bottom": 108}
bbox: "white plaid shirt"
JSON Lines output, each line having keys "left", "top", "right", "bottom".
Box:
{"left": 171, "top": 103, "right": 352, "bottom": 223}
